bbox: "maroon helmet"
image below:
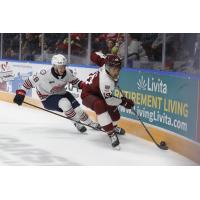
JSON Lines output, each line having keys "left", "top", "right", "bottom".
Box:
{"left": 105, "top": 54, "right": 122, "bottom": 70}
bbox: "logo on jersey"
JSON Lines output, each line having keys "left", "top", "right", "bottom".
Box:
{"left": 49, "top": 81, "right": 55, "bottom": 84}
{"left": 50, "top": 84, "right": 66, "bottom": 93}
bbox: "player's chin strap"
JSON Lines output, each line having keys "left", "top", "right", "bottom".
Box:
{"left": 23, "top": 101, "right": 106, "bottom": 133}
{"left": 105, "top": 68, "right": 120, "bottom": 83}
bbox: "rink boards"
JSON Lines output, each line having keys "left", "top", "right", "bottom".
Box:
{"left": 0, "top": 59, "right": 200, "bottom": 164}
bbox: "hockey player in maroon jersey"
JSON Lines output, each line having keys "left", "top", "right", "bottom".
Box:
{"left": 13, "top": 54, "right": 99, "bottom": 133}
{"left": 81, "top": 52, "right": 134, "bottom": 149}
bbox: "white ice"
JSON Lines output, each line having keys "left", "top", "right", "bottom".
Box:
{"left": 0, "top": 100, "right": 197, "bottom": 165}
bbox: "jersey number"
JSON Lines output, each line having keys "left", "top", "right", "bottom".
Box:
{"left": 85, "top": 72, "right": 98, "bottom": 85}
{"left": 33, "top": 75, "right": 39, "bottom": 83}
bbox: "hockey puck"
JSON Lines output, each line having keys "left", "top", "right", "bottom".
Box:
{"left": 160, "top": 141, "right": 166, "bottom": 146}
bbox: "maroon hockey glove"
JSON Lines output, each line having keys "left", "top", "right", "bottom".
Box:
{"left": 120, "top": 97, "right": 134, "bottom": 109}
{"left": 13, "top": 89, "right": 26, "bottom": 105}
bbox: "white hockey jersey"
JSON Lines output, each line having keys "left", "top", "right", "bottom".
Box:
{"left": 99, "top": 66, "right": 122, "bottom": 106}
{"left": 22, "top": 67, "right": 82, "bottom": 101}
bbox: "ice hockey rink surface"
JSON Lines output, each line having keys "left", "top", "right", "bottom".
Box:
{"left": 0, "top": 101, "right": 197, "bottom": 166}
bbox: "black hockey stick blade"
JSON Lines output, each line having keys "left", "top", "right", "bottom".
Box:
{"left": 131, "top": 108, "right": 169, "bottom": 151}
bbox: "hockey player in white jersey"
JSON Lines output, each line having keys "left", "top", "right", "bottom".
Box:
{"left": 13, "top": 54, "right": 99, "bottom": 133}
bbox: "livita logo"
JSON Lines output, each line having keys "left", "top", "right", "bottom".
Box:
{"left": 137, "top": 76, "right": 147, "bottom": 90}
{"left": 137, "top": 76, "right": 167, "bottom": 94}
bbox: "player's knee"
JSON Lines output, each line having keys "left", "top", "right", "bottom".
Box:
{"left": 58, "top": 98, "right": 72, "bottom": 111}
{"left": 93, "top": 100, "right": 107, "bottom": 114}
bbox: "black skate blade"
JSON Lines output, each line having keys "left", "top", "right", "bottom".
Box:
{"left": 79, "top": 126, "right": 87, "bottom": 134}
{"left": 116, "top": 131, "right": 125, "bottom": 135}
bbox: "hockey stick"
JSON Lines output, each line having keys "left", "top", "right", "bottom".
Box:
{"left": 116, "top": 86, "right": 168, "bottom": 150}
{"left": 23, "top": 101, "right": 106, "bottom": 133}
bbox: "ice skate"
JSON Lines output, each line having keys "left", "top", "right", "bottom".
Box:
{"left": 114, "top": 126, "right": 125, "bottom": 135}
{"left": 74, "top": 122, "right": 87, "bottom": 133}
{"left": 109, "top": 132, "right": 120, "bottom": 150}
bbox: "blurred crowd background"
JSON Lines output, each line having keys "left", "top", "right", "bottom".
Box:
{"left": 1, "top": 33, "right": 200, "bottom": 75}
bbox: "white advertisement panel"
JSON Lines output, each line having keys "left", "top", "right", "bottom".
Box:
{"left": 0, "top": 60, "right": 97, "bottom": 103}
